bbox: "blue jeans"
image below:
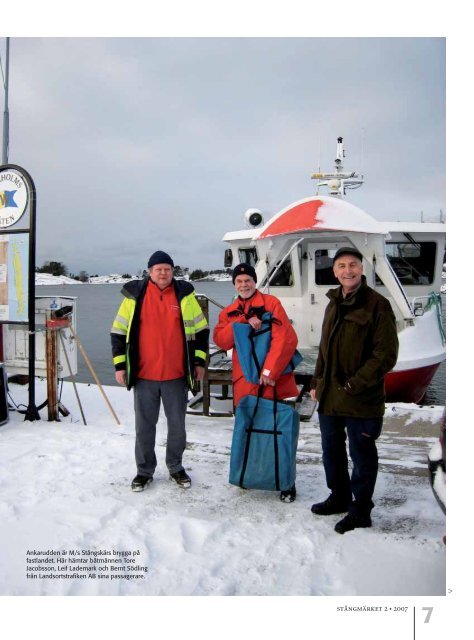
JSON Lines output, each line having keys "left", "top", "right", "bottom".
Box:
{"left": 318, "top": 413, "right": 383, "bottom": 517}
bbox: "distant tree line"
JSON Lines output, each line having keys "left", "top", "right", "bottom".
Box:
{"left": 36, "top": 261, "right": 68, "bottom": 277}
{"left": 36, "top": 261, "right": 232, "bottom": 282}
{"left": 36, "top": 261, "right": 90, "bottom": 282}
{"left": 187, "top": 268, "right": 232, "bottom": 281}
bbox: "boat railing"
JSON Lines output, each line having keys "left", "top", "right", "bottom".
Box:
{"left": 187, "top": 294, "right": 234, "bottom": 417}
{"left": 195, "top": 293, "right": 225, "bottom": 313}
{"left": 411, "top": 293, "right": 446, "bottom": 345}
{"left": 195, "top": 292, "right": 227, "bottom": 358}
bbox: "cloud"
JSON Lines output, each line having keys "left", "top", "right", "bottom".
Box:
{"left": 5, "top": 37, "right": 445, "bottom": 273}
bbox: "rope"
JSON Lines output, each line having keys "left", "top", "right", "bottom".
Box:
{"left": 426, "top": 292, "right": 446, "bottom": 345}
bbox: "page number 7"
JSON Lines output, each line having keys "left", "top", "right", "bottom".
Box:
{"left": 422, "top": 607, "right": 434, "bottom": 623}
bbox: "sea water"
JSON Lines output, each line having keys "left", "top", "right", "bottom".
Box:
{"left": 34, "top": 282, "right": 446, "bottom": 405}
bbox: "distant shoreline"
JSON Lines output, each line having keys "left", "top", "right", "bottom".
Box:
{"left": 35, "top": 274, "right": 232, "bottom": 285}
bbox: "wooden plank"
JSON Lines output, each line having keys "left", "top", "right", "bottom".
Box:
{"left": 296, "top": 392, "right": 317, "bottom": 422}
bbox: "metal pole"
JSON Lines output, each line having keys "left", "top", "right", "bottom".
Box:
{"left": 20, "top": 165, "right": 40, "bottom": 421}
{"left": 59, "top": 329, "right": 87, "bottom": 425}
{"left": 0, "top": 38, "right": 10, "bottom": 364}
{"left": 24, "top": 179, "right": 39, "bottom": 420}
{"left": 2, "top": 37, "right": 10, "bottom": 164}
{"left": 68, "top": 323, "right": 121, "bottom": 425}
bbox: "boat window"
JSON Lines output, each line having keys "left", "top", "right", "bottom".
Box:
{"left": 314, "top": 250, "right": 339, "bottom": 286}
{"left": 270, "top": 257, "right": 294, "bottom": 287}
{"left": 238, "top": 247, "right": 258, "bottom": 267}
{"left": 377, "top": 242, "right": 436, "bottom": 285}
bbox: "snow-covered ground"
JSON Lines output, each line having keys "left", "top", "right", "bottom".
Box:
{"left": 35, "top": 273, "right": 82, "bottom": 285}
{"left": 0, "top": 380, "right": 446, "bottom": 597}
{"left": 35, "top": 273, "right": 229, "bottom": 285}
{"left": 35, "top": 273, "right": 139, "bottom": 285}
{"left": 88, "top": 274, "right": 141, "bottom": 284}
{"left": 194, "top": 273, "right": 232, "bottom": 282}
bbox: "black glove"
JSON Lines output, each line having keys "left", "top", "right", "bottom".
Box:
{"left": 246, "top": 305, "right": 265, "bottom": 320}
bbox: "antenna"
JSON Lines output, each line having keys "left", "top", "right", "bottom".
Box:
{"left": 318, "top": 136, "right": 321, "bottom": 174}
{"left": 311, "top": 136, "right": 364, "bottom": 198}
{"left": 1, "top": 37, "right": 10, "bottom": 164}
{"left": 315, "top": 135, "right": 322, "bottom": 195}
{"left": 360, "top": 128, "right": 365, "bottom": 175}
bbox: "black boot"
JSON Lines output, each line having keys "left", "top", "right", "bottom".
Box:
{"left": 131, "top": 475, "right": 153, "bottom": 492}
{"left": 280, "top": 485, "right": 296, "bottom": 503}
{"left": 311, "top": 494, "right": 350, "bottom": 515}
{"left": 334, "top": 513, "right": 372, "bottom": 534}
{"left": 169, "top": 469, "right": 192, "bottom": 488}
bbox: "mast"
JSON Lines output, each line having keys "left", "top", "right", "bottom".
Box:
{"left": 311, "top": 136, "right": 364, "bottom": 198}
{"left": 2, "top": 37, "right": 9, "bottom": 164}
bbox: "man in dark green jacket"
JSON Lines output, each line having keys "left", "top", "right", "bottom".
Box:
{"left": 310, "top": 247, "right": 398, "bottom": 534}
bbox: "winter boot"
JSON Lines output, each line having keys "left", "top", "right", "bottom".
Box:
{"left": 334, "top": 513, "right": 372, "bottom": 534}
{"left": 131, "top": 475, "right": 153, "bottom": 492}
{"left": 311, "top": 494, "right": 351, "bottom": 515}
{"left": 169, "top": 469, "right": 192, "bottom": 488}
{"left": 280, "top": 485, "right": 296, "bottom": 503}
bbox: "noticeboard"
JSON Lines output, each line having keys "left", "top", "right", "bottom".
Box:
{"left": 0, "top": 232, "right": 29, "bottom": 322}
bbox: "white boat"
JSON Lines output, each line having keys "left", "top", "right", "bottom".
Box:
{"left": 221, "top": 138, "right": 445, "bottom": 404}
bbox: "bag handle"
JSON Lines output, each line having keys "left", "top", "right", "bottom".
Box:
{"left": 247, "top": 316, "right": 272, "bottom": 381}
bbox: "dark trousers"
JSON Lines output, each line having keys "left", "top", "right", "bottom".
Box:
{"left": 134, "top": 378, "right": 188, "bottom": 477}
{"left": 318, "top": 413, "right": 383, "bottom": 517}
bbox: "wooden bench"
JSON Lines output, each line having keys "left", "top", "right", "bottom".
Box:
{"left": 187, "top": 347, "right": 234, "bottom": 417}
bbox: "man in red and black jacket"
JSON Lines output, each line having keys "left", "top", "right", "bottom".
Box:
{"left": 111, "top": 250, "right": 209, "bottom": 493}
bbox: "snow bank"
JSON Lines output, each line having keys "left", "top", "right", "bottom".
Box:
{"left": 35, "top": 274, "right": 82, "bottom": 285}
{"left": 0, "top": 381, "right": 445, "bottom": 597}
{"left": 88, "top": 274, "right": 141, "bottom": 284}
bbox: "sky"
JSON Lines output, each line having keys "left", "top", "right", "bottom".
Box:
{"left": 2, "top": 36, "right": 445, "bottom": 276}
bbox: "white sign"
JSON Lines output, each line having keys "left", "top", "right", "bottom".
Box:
{"left": 0, "top": 233, "right": 29, "bottom": 322}
{"left": 0, "top": 168, "right": 29, "bottom": 228}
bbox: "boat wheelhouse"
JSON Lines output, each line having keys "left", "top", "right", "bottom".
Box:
{"left": 221, "top": 139, "right": 445, "bottom": 403}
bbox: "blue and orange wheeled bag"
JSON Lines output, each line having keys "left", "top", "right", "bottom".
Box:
{"left": 229, "top": 388, "right": 299, "bottom": 491}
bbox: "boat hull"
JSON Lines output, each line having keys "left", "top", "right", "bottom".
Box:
{"left": 385, "top": 362, "right": 441, "bottom": 404}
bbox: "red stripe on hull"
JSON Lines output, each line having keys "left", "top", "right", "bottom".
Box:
{"left": 385, "top": 363, "right": 441, "bottom": 404}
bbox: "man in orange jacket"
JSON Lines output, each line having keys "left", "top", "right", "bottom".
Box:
{"left": 213, "top": 263, "right": 299, "bottom": 502}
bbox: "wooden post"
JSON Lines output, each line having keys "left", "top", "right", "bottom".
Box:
{"left": 45, "top": 310, "right": 59, "bottom": 421}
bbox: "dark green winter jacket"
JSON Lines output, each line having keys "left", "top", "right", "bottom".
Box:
{"left": 310, "top": 277, "right": 399, "bottom": 417}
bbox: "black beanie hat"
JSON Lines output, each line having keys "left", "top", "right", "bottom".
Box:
{"left": 232, "top": 263, "right": 257, "bottom": 284}
{"left": 148, "top": 250, "right": 174, "bottom": 269}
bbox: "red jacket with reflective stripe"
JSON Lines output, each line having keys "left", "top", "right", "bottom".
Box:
{"left": 138, "top": 282, "right": 185, "bottom": 380}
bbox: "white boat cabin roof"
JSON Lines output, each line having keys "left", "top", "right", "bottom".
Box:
{"left": 256, "top": 196, "right": 390, "bottom": 239}
{"left": 223, "top": 197, "right": 445, "bottom": 244}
